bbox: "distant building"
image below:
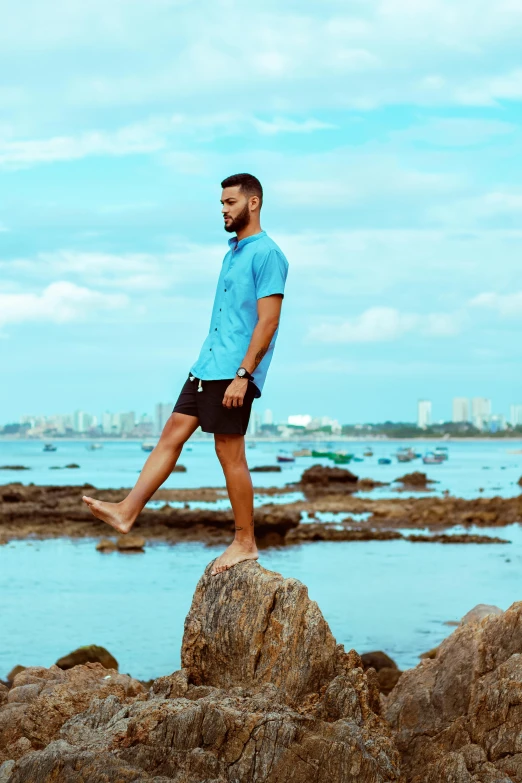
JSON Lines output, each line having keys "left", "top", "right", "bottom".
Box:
{"left": 288, "top": 414, "right": 312, "bottom": 427}
{"left": 102, "top": 412, "right": 112, "bottom": 435}
{"left": 510, "top": 404, "right": 522, "bottom": 426}
{"left": 120, "top": 412, "right": 136, "bottom": 435}
{"left": 248, "top": 410, "right": 261, "bottom": 436}
{"left": 452, "top": 397, "right": 469, "bottom": 423}
{"left": 262, "top": 408, "right": 273, "bottom": 426}
{"left": 471, "top": 398, "right": 492, "bottom": 430}
{"left": 417, "top": 399, "right": 432, "bottom": 429}
{"left": 489, "top": 414, "right": 506, "bottom": 433}
{"left": 155, "top": 402, "right": 173, "bottom": 436}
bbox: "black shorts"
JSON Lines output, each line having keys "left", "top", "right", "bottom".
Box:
{"left": 172, "top": 372, "right": 258, "bottom": 435}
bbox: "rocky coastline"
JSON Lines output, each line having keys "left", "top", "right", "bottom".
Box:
{"left": 0, "top": 464, "right": 520, "bottom": 547}
{"left": 1, "top": 560, "right": 521, "bottom": 781}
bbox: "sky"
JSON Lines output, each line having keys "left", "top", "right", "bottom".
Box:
{"left": 1, "top": 0, "right": 522, "bottom": 425}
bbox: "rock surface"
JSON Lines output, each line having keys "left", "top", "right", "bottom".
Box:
{"left": 55, "top": 645, "right": 119, "bottom": 671}
{"left": 0, "top": 562, "right": 401, "bottom": 782}
{"left": 385, "top": 601, "right": 522, "bottom": 782}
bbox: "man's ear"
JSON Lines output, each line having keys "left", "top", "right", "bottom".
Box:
{"left": 249, "top": 195, "right": 260, "bottom": 212}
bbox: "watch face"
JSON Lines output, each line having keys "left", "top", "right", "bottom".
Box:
{"left": 237, "top": 368, "right": 246, "bottom": 377}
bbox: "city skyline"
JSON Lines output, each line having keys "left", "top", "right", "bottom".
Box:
{"left": 5, "top": 392, "right": 521, "bottom": 438}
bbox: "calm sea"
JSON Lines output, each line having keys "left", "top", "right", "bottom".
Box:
{"left": 1, "top": 438, "right": 521, "bottom": 682}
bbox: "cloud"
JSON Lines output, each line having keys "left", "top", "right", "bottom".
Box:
{"left": 0, "top": 282, "right": 128, "bottom": 327}
{"left": 469, "top": 291, "right": 522, "bottom": 317}
{"left": 306, "top": 306, "right": 461, "bottom": 343}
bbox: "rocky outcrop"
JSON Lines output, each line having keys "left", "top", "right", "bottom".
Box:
{"left": 300, "top": 464, "right": 359, "bottom": 486}
{"left": 55, "top": 645, "right": 119, "bottom": 671}
{"left": 385, "top": 601, "right": 522, "bottom": 782}
{"left": 395, "top": 472, "right": 435, "bottom": 488}
{"left": 361, "top": 652, "right": 402, "bottom": 696}
{"left": 0, "top": 562, "right": 401, "bottom": 782}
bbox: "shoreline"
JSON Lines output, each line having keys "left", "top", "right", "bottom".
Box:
{"left": 1, "top": 481, "right": 520, "bottom": 547}
{"left": 1, "top": 435, "right": 522, "bottom": 443}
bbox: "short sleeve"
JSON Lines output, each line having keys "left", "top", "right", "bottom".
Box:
{"left": 254, "top": 249, "right": 289, "bottom": 300}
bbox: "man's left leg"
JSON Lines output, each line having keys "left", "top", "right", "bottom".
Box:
{"left": 211, "top": 432, "right": 259, "bottom": 576}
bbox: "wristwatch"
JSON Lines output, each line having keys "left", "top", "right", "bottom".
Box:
{"left": 236, "top": 366, "right": 254, "bottom": 381}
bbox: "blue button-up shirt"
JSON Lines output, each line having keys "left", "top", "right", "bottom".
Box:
{"left": 190, "top": 230, "right": 289, "bottom": 397}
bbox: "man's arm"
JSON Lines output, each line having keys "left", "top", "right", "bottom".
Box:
{"left": 222, "top": 294, "right": 283, "bottom": 408}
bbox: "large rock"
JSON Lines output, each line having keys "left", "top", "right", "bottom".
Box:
{"left": 385, "top": 601, "right": 522, "bottom": 782}
{"left": 181, "top": 560, "right": 338, "bottom": 706}
{"left": 300, "top": 464, "right": 359, "bottom": 486}
{"left": 0, "top": 562, "right": 401, "bottom": 782}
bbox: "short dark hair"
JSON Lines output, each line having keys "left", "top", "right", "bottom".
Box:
{"left": 221, "top": 173, "right": 263, "bottom": 208}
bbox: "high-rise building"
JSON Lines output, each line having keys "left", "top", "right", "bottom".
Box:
{"left": 288, "top": 414, "right": 312, "bottom": 427}
{"left": 102, "top": 412, "right": 112, "bottom": 434}
{"left": 248, "top": 410, "right": 261, "bottom": 436}
{"left": 262, "top": 408, "right": 273, "bottom": 426}
{"left": 74, "top": 410, "right": 92, "bottom": 433}
{"left": 452, "top": 397, "right": 469, "bottom": 423}
{"left": 155, "top": 402, "right": 173, "bottom": 436}
{"left": 510, "top": 404, "right": 522, "bottom": 426}
{"left": 417, "top": 399, "right": 432, "bottom": 429}
{"left": 121, "top": 412, "right": 136, "bottom": 434}
{"left": 471, "top": 398, "right": 492, "bottom": 430}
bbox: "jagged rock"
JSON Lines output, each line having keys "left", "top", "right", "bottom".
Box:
{"left": 361, "top": 652, "right": 402, "bottom": 696}
{"left": 5, "top": 667, "right": 25, "bottom": 685}
{"left": 0, "top": 663, "right": 144, "bottom": 765}
{"left": 55, "top": 645, "right": 119, "bottom": 671}
{"left": 459, "top": 604, "right": 503, "bottom": 626}
{"left": 0, "top": 563, "right": 401, "bottom": 782}
{"left": 386, "top": 601, "right": 522, "bottom": 782}
{"left": 300, "top": 464, "right": 359, "bottom": 486}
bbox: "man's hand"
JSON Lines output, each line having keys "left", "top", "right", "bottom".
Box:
{"left": 222, "top": 377, "right": 249, "bottom": 408}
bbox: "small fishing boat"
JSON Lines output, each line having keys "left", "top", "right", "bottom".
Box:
{"left": 378, "top": 457, "right": 392, "bottom": 465}
{"left": 434, "top": 446, "right": 449, "bottom": 460}
{"left": 422, "top": 452, "right": 445, "bottom": 464}
{"left": 312, "top": 450, "right": 330, "bottom": 458}
{"left": 277, "top": 452, "right": 295, "bottom": 463}
{"left": 293, "top": 448, "right": 312, "bottom": 457}
{"left": 43, "top": 443, "right": 57, "bottom": 452}
{"left": 141, "top": 441, "right": 156, "bottom": 452}
{"left": 87, "top": 443, "right": 103, "bottom": 451}
{"left": 331, "top": 454, "right": 353, "bottom": 465}
{"left": 396, "top": 447, "right": 417, "bottom": 463}
{"left": 363, "top": 449, "right": 373, "bottom": 457}
{"left": 352, "top": 457, "right": 364, "bottom": 462}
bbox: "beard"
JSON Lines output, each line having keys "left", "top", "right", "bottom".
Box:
{"left": 224, "top": 203, "right": 251, "bottom": 233}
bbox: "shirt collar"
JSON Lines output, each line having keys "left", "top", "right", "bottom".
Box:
{"left": 228, "top": 230, "right": 266, "bottom": 251}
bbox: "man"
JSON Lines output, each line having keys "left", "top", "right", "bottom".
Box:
{"left": 82, "top": 173, "right": 289, "bottom": 576}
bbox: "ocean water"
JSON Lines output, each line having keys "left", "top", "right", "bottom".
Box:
{"left": 1, "top": 438, "right": 521, "bottom": 684}
{"left": 0, "top": 526, "right": 520, "bottom": 682}
{"left": 0, "top": 438, "right": 521, "bottom": 498}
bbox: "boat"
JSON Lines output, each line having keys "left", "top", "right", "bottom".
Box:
{"left": 331, "top": 454, "right": 353, "bottom": 465}
{"left": 378, "top": 457, "right": 392, "bottom": 465}
{"left": 43, "top": 443, "right": 57, "bottom": 452}
{"left": 312, "top": 450, "right": 331, "bottom": 458}
{"left": 422, "top": 452, "right": 445, "bottom": 464}
{"left": 363, "top": 449, "right": 374, "bottom": 457}
{"left": 396, "top": 447, "right": 417, "bottom": 463}
{"left": 434, "top": 446, "right": 449, "bottom": 460}
{"left": 293, "top": 448, "right": 312, "bottom": 457}
{"left": 141, "top": 441, "right": 157, "bottom": 452}
{"left": 86, "top": 443, "right": 103, "bottom": 451}
{"left": 352, "top": 457, "right": 364, "bottom": 463}
{"left": 277, "top": 452, "right": 295, "bottom": 463}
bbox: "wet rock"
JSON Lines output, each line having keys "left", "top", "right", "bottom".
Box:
{"left": 250, "top": 465, "right": 282, "bottom": 472}
{"left": 171, "top": 464, "right": 187, "bottom": 472}
{"left": 55, "top": 646, "right": 119, "bottom": 672}
{"left": 300, "top": 464, "right": 359, "bottom": 486}
{"left": 406, "top": 532, "right": 509, "bottom": 544}
{"left": 460, "top": 604, "right": 503, "bottom": 626}
{"left": 116, "top": 534, "right": 146, "bottom": 551}
{"left": 518, "top": 475, "right": 522, "bottom": 487}
{"left": 65, "top": 464, "right": 80, "bottom": 469}
{"left": 386, "top": 601, "right": 522, "bottom": 782}
{"left": 0, "top": 563, "right": 401, "bottom": 782}
{"left": 0, "top": 466, "right": 29, "bottom": 471}
{"left": 395, "top": 472, "right": 435, "bottom": 487}
{"left": 5, "top": 667, "right": 25, "bottom": 685}
{"left": 0, "top": 492, "right": 23, "bottom": 503}
{"left": 286, "top": 524, "right": 403, "bottom": 542}
{"left": 95, "top": 538, "right": 117, "bottom": 552}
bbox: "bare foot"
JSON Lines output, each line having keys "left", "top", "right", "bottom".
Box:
{"left": 82, "top": 496, "right": 134, "bottom": 534}
{"left": 211, "top": 539, "right": 259, "bottom": 576}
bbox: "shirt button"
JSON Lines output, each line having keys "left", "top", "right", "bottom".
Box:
{"left": 215, "top": 328, "right": 217, "bottom": 330}
{"left": 224, "top": 288, "right": 227, "bottom": 292}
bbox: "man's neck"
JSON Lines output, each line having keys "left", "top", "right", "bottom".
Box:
{"left": 235, "top": 223, "right": 262, "bottom": 242}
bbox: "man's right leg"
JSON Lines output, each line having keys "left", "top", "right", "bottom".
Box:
{"left": 82, "top": 412, "right": 200, "bottom": 534}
